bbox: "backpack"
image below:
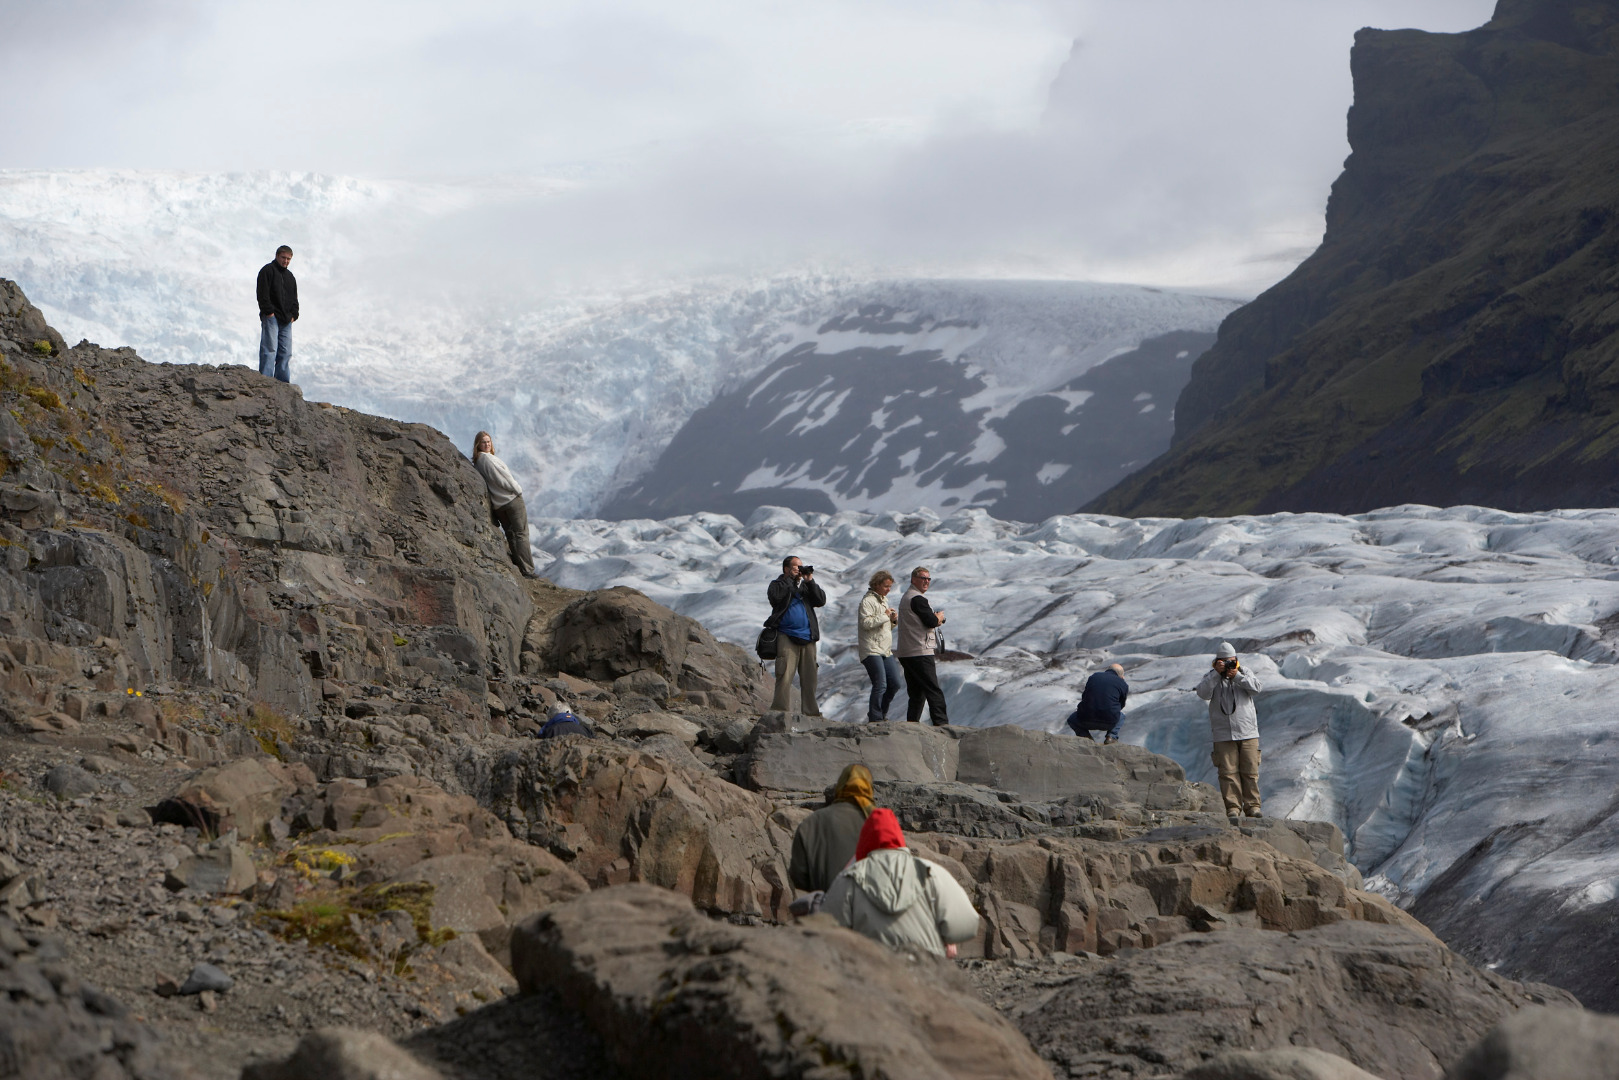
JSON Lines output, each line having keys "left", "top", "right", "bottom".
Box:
{"left": 755, "top": 626, "right": 779, "bottom": 660}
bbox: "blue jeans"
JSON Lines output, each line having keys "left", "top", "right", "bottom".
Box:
{"left": 259, "top": 315, "right": 292, "bottom": 382}
{"left": 861, "top": 654, "right": 901, "bottom": 721}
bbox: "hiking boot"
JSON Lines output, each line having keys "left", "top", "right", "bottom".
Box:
{"left": 1246, "top": 808, "right": 1263, "bottom": 819}
{"left": 1103, "top": 734, "right": 1119, "bottom": 745}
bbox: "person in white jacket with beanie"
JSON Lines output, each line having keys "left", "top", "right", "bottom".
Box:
{"left": 1195, "top": 641, "right": 1263, "bottom": 824}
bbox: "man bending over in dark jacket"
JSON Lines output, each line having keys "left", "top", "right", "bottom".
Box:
{"left": 1068, "top": 663, "right": 1128, "bottom": 744}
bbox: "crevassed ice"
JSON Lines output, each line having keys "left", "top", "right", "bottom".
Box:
{"left": 529, "top": 502, "right": 1619, "bottom": 915}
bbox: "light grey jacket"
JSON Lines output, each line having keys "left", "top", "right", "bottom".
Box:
{"left": 474, "top": 451, "right": 523, "bottom": 509}
{"left": 857, "top": 591, "right": 894, "bottom": 658}
{"left": 823, "top": 848, "right": 979, "bottom": 957}
{"left": 1196, "top": 666, "right": 1262, "bottom": 742}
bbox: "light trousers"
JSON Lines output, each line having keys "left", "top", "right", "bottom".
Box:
{"left": 1211, "top": 738, "right": 1261, "bottom": 816}
{"left": 771, "top": 637, "right": 819, "bottom": 715}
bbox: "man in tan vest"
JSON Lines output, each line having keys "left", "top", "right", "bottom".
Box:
{"left": 895, "top": 566, "right": 948, "bottom": 726}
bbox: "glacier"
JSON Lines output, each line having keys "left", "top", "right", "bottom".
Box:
{"left": 530, "top": 501, "right": 1619, "bottom": 992}
{"left": 0, "top": 169, "right": 1237, "bottom": 518}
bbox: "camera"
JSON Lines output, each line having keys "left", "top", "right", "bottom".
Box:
{"left": 800, "top": 566, "right": 815, "bottom": 577}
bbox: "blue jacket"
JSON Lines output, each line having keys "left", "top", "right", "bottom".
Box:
{"left": 539, "top": 711, "right": 592, "bottom": 739}
{"left": 1076, "top": 669, "right": 1128, "bottom": 728}
{"left": 766, "top": 574, "right": 826, "bottom": 642}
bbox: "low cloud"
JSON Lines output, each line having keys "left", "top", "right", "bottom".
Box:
{"left": 2, "top": 0, "right": 1496, "bottom": 295}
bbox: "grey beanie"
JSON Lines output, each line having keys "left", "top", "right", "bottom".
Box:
{"left": 1215, "top": 641, "right": 1237, "bottom": 659}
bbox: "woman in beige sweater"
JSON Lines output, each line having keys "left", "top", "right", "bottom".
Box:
{"left": 472, "top": 431, "right": 539, "bottom": 578}
{"left": 857, "top": 571, "right": 900, "bottom": 721}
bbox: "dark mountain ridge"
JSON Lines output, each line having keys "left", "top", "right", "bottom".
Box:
{"left": 1090, "top": 0, "right": 1619, "bottom": 516}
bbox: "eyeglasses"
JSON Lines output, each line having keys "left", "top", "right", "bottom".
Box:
{"left": 915, "top": 575, "right": 931, "bottom": 581}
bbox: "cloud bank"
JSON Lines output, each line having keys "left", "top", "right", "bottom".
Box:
{"left": 1, "top": 0, "right": 1497, "bottom": 294}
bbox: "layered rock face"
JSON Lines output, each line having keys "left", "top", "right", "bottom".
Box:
{"left": 1091, "top": 0, "right": 1619, "bottom": 516}
{"left": 0, "top": 272, "right": 767, "bottom": 764}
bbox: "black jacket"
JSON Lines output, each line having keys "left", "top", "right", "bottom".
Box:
{"left": 257, "top": 262, "right": 300, "bottom": 322}
{"left": 766, "top": 574, "right": 826, "bottom": 642}
{"left": 1077, "top": 669, "right": 1129, "bottom": 725}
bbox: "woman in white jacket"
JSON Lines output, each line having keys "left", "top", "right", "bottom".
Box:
{"left": 857, "top": 571, "right": 900, "bottom": 722}
{"left": 823, "top": 808, "right": 979, "bottom": 959}
{"left": 471, "top": 431, "right": 539, "bottom": 579}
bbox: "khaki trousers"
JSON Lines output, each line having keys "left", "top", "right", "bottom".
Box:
{"left": 770, "top": 638, "right": 820, "bottom": 715}
{"left": 1211, "top": 738, "right": 1261, "bottom": 817}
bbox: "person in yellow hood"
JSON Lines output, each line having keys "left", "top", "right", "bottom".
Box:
{"left": 789, "top": 764, "right": 874, "bottom": 894}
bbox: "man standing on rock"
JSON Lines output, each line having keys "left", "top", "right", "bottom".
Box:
{"left": 766, "top": 555, "right": 825, "bottom": 715}
{"left": 896, "top": 566, "right": 948, "bottom": 726}
{"left": 255, "top": 245, "right": 298, "bottom": 383}
{"left": 1196, "top": 641, "right": 1263, "bottom": 825}
{"left": 1069, "top": 663, "right": 1128, "bottom": 744}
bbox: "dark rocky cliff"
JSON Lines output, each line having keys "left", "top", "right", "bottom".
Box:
{"left": 1090, "top": 0, "right": 1619, "bottom": 516}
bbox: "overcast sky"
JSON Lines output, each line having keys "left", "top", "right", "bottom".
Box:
{"left": 1, "top": 0, "right": 1498, "bottom": 294}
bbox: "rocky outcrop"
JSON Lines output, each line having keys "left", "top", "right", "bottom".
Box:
{"left": 464, "top": 737, "right": 796, "bottom": 921}
{"left": 1001, "top": 921, "right": 1577, "bottom": 1079}
{"left": 916, "top": 821, "right": 1414, "bottom": 960}
{"left": 510, "top": 883, "right": 1054, "bottom": 1080}
{"left": 1090, "top": 1, "right": 1619, "bottom": 517}
{"left": 0, "top": 275, "right": 766, "bottom": 789}
{"left": 736, "top": 714, "right": 961, "bottom": 792}
{"left": 740, "top": 721, "right": 1216, "bottom": 814}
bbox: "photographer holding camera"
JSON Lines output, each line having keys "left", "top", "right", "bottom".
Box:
{"left": 766, "top": 555, "right": 827, "bottom": 715}
{"left": 1195, "top": 641, "right": 1263, "bottom": 825}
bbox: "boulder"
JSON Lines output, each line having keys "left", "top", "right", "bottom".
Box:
{"left": 465, "top": 739, "right": 793, "bottom": 920}
{"left": 242, "top": 1028, "right": 442, "bottom": 1080}
{"left": 955, "top": 725, "right": 1210, "bottom": 810}
{"left": 150, "top": 758, "right": 314, "bottom": 839}
{"left": 546, "top": 587, "right": 767, "bottom": 710}
{"left": 1448, "top": 1006, "right": 1619, "bottom": 1080}
{"left": 510, "top": 884, "right": 1053, "bottom": 1080}
{"left": 1010, "top": 921, "right": 1578, "bottom": 1079}
{"left": 178, "top": 963, "right": 233, "bottom": 995}
{"left": 613, "top": 668, "right": 670, "bottom": 701}
{"left": 164, "top": 843, "right": 256, "bottom": 895}
{"left": 620, "top": 710, "right": 702, "bottom": 746}
{"left": 42, "top": 764, "right": 99, "bottom": 799}
{"left": 738, "top": 721, "right": 960, "bottom": 793}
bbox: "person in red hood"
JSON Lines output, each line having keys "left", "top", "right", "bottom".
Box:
{"left": 823, "top": 808, "right": 978, "bottom": 958}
